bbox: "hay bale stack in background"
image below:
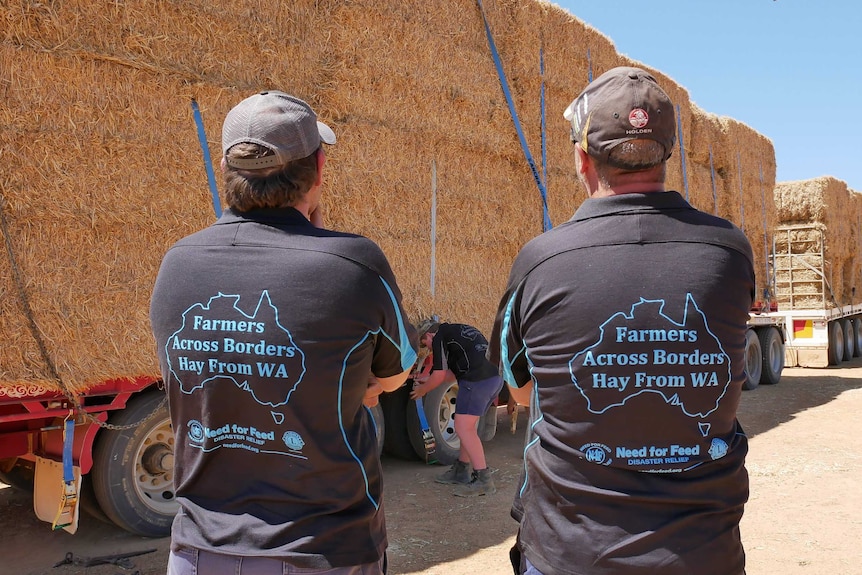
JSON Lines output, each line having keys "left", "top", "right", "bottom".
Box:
{"left": 0, "top": 45, "right": 219, "bottom": 391}
{"left": 773, "top": 177, "right": 859, "bottom": 307}
{"left": 851, "top": 191, "right": 862, "bottom": 304}
{"left": 683, "top": 108, "right": 723, "bottom": 217}
{"left": 1, "top": 0, "right": 778, "bottom": 391}
{"left": 684, "top": 108, "right": 778, "bottom": 302}
{"left": 719, "top": 117, "right": 777, "bottom": 301}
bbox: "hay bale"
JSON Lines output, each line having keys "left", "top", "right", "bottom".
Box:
{"left": 0, "top": 46, "right": 219, "bottom": 391}
{"left": 774, "top": 177, "right": 858, "bottom": 306}
{"left": 1, "top": 0, "right": 779, "bottom": 390}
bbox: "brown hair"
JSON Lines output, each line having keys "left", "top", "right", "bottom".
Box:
{"left": 223, "top": 143, "right": 319, "bottom": 212}
{"left": 594, "top": 140, "right": 667, "bottom": 187}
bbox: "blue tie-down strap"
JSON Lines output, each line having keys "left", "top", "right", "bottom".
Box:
{"left": 52, "top": 415, "right": 78, "bottom": 530}
{"left": 477, "top": 0, "right": 551, "bottom": 231}
{"left": 191, "top": 99, "right": 223, "bottom": 218}
{"left": 415, "top": 397, "right": 438, "bottom": 464}
{"left": 62, "top": 416, "right": 74, "bottom": 484}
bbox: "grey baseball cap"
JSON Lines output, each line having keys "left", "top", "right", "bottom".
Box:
{"left": 564, "top": 67, "right": 676, "bottom": 163}
{"left": 222, "top": 91, "right": 336, "bottom": 170}
{"left": 416, "top": 319, "right": 440, "bottom": 340}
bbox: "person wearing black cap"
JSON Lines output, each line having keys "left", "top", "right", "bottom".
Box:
{"left": 488, "top": 67, "right": 754, "bottom": 574}
{"left": 411, "top": 319, "right": 503, "bottom": 496}
{"left": 150, "top": 91, "right": 417, "bottom": 575}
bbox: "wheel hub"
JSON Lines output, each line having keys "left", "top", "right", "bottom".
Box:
{"left": 133, "top": 420, "right": 176, "bottom": 511}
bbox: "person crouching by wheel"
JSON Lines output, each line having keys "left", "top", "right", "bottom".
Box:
{"left": 410, "top": 320, "right": 503, "bottom": 497}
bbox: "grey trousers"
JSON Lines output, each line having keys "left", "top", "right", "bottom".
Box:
{"left": 167, "top": 547, "right": 386, "bottom": 575}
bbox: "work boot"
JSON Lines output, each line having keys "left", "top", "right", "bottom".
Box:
{"left": 453, "top": 467, "right": 496, "bottom": 497}
{"left": 435, "top": 460, "right": 472, "bottom": 484}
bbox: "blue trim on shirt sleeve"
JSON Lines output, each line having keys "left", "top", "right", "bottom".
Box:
{"left": 500, "top": 291, "right": 527, "bottom": 387}
{"left": 339, "top": 332, "right": 380, "bottom": 509}
{"left": 378, "top": 276, "right": 418, "bottom": 371}
{"left": 334, "top": 277, "right": 417, "bottom": 510}
{"left": 519, "top": 356, "right": 543, "bottom": 498}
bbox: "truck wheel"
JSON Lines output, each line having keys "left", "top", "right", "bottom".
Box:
{"left": 757, "top": 327, "right": 783, "bottom": 385}
{"left": 380, "top": 385, "right": 419, "bottom": 461}
{"left": 743, "top": 329, "right": 762, "bottom": 390}
{"left": 91, "top": 391, "right": 177, "bottom": 537}
{"left": 79, "top": 476, "right": 113, "bottom": 526}
{"left": 827, "top": 321, "right": 844, "bottom": 366}
{"left": 854, "top": 317, "right": 862, "bottom": 358}
{"left": 841, "top": 319, "right": 854, "bottom": 361}
{"left": 409, "top": 381, "right": 461, "bottom": 465}
{"left": 479, "top": 402, "right": 498, "bottom": 442}
{"left": 369, "top": 403, "right": 385, "bottom": 457}
{"left": 406, "top": 381, "right": 498, "bottom": 465}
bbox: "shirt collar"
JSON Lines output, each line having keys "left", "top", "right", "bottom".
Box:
{"left": 215, "top": 206, "right": 312, "bottom": 227}
{"left": 569, "top": 191, "right": 691, "bottom": 223}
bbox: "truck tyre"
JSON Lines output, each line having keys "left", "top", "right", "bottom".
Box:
{"left": 841, "top": 319, "right": 854, "bottom": 361}
{"left": 380, "top": 385, "right": 419, "bottom": 461}
{"left": 827, "top": 321, "right": 844, "bottom": 366}
{"left": 369, "top": 403, "right": 385, "bottom": 457}
{"left": 405, "top": 381, "right": 498, "bottom": 465}
{"left": 408, "top": 380, "right": 460, "bottom": 465}
{"left": 79, "top": 476, "right": 113, "bottom": 526}
{"left": 757, "top": 327, "right": 783, "bottom": 385}
{"left": 91, "top": 391, "right": 177, "bottom": 537}
{"left": 479, "top": 402, "right": 498, "bottom": 442}
{"left": 743, "top": 329, "right": 762, "bottom": 391}
{"left": 854, "top": 317, "right": 862, "bottom": 358}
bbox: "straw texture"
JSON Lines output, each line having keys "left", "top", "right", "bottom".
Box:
{"left": 2, "top": 0, "right": 845, "bottom": 392}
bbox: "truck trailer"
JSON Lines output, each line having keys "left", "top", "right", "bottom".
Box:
{"left": 741, "top": 221, "right": 862, "bottom": 395}
{"left": 0, "top": 367, "right": 495, "bottom": 536}
{"left": 755, "top": 224, "right": 862, "bottom": 369}
{"left": 0, "top": 377, "right": 173, "bottom": 535}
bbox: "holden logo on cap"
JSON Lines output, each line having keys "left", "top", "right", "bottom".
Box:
{"left": 629, "top": 108, "right": 649, "bottom": 128}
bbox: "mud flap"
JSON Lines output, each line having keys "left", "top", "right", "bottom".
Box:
{"left": 33, "top": 456, "right": 82, "bottom": 534}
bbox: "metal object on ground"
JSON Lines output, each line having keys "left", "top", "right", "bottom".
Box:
{"left": 52, "top": 548, "right": 156, "bottom": 569}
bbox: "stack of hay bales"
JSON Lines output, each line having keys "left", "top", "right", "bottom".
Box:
{"left": 773, "top": 177, "right": 861, "bottom": 308}
{"left": 0, "top": 0, "right": 776, "bottom": 392}
{"left": 686, "top": 112, "right": 777, "bottom": 294}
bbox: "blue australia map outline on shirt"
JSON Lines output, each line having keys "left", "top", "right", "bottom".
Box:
{"left": 166, "top": 290, "right": 310, "bottom": 460}
{"left": 165, "top": 285, "right": 416, "bottom": 505}
{"left": 165, "top": 290, "right": 306, "bottom": 408}
{"left": 569, "top": 294, "right": 733, "bottom": 423}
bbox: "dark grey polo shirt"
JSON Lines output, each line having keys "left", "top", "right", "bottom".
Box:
{"left": 490, "top": 191, "right": 754, "bottom": 575}
{"left": 150, "top": 207, "right": 417, "bottom": 568}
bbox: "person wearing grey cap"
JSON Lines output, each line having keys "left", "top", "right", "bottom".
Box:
{"left": 488, "top": 67, "right": 754, "bottom": 574}
{"left": 150, "top": 90, "right": 418, "bottom": 575}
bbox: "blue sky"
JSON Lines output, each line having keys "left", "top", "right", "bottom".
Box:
{"left": 552, "top": 1, "right": 861, "bottom": 191}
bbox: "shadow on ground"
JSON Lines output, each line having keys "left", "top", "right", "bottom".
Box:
{"left": 4, "top": 361, "right": 859, "bottom": 575}
{"left": 737, "top": 355, "right": 862, "bottom": 438}
{"left": 385, "top": 360, "right": 862, "bottom": 573}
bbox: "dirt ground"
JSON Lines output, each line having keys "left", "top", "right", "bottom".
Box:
{"left": 2, "top": 360, "right": 861, "bottom": 575}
